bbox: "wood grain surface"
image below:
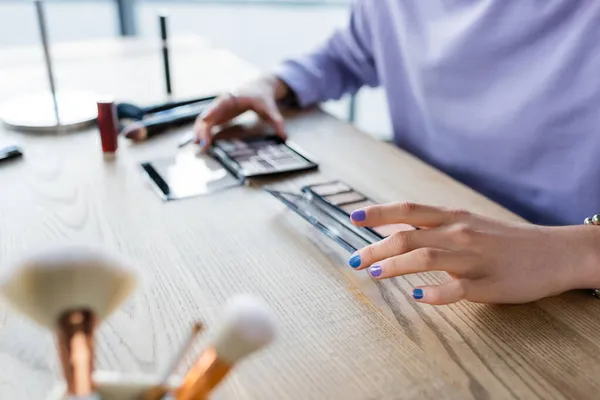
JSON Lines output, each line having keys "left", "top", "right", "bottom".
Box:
{"left": 0, "top": 36, "right": 599, "bottom": 400}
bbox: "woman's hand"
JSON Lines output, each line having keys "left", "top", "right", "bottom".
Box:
{"left": 194, "top": 75, "right": 290, "bottom": 148}
{"left": 348, "top": 202, "right": 600, "bottom": 305}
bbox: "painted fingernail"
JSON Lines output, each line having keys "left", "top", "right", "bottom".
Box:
{"left": 199, "top": 139, "right": 206, "bottom": 148}
{"left": 348, "top": 254, "right": 361, "bottom": 268}
{"left": 412, "top": 289, "right": 424, "bottom": 300}
{"left": 368, "top": 265, "right": 382, "bottom": 278}
{"left": 351, "top": 210, "right": 366, "bottom": 222}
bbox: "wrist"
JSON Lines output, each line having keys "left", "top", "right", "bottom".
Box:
{"left": 570, "top": 225, "right": 600, "bottom": 290}
{"left": 261, "top": 74, "right": 290, "bottom": 101}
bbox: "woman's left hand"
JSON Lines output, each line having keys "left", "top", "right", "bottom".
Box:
{"left": 348, "top": 202, "right": 600, "bottom": 305}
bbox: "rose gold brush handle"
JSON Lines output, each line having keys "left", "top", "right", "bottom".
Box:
{"left": 174, "top": 347, "right": 231, "bottom": 400}
{"left": 143, "top": 322, "right": 204, "bottom": 400}
{"left": 168, "top": 295, "right": 276, "bottom": 400}
{"left": 57, "top": 310, "right": 97, "bottom": 397}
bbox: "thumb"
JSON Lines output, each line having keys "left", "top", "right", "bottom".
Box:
{"left": 412, "top": 279, "right": 467, "bottom": 305}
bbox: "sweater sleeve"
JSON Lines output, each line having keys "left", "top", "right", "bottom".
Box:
{"left": 274, "top": 0, "right": 378, "bottom": 107}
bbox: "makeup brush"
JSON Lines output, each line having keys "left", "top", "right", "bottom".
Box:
{"left": 47, "top": 371, "right": 182, "bottom": 400}
{"left": 116, "top": 96, "right": 217, "bottom": 121}
{"left": 121, "top": 101, "right": 211, "bottom": 142}
{"left": 0, "top": 245, "right": 137, "bottom": 399}
{"left": 143, "top": 322, "right": 204, "bottom": 400}
{"left": 174, "top": 295, "right": 276, "bottom": 400}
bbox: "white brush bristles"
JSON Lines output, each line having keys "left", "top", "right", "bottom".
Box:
{"left": 212, "top": 294, "right": 276, "bottom": 365}
{"left": 0, "top": 245, "right": 137, "bottom": 329}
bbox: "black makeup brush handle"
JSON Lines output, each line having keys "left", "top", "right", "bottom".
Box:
{"left": 143, "top": 114, "right": 199, "bottom": 138}
{"left": 116, "top": 96, "right": 217, "bottom": 121}
{"left": 143, "top": 95, "right": 216, "bottom": 114}
{"left": 134, "top": 101, "right": 211, "bottom": 138}
{"left": 116, "top": 102, "right": 146, "bottom": 121}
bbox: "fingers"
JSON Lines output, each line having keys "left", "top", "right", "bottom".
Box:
{"left": 193, "top": 117, "right": 214, "bottom": 148}
{"left": 253, "top": 99, "right": 287, "bottom": 141}
{"left": 351, "top": 202, "right": 472, "bottom": 228}
{"left": 363, "top": 249, "right": 474, "bottom": 280}
{"left": 193, "top": 93, "right": 287, "bottom": 148}
{"left": 194, "top": 94, "right": 241, "bottom": 147}
{"left": 349, "top": 228, "right": 456, "bottom": 270}
{"left": 411, "top": 279, "right": 468, "bottom": 305}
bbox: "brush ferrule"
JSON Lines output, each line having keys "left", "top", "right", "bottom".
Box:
{"left": 175, "top": 347, "right": 231, "bottom": 400}
{"left": 57, "top": 309, "right": 97, "bottom": 396}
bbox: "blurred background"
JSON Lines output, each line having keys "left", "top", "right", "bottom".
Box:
{"left": 0, "top": 0, "right": 391, "bottom": 140}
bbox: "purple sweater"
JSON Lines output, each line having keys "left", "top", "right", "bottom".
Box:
{"left": 275, "top": 0, "right": 600, "bottom": 225}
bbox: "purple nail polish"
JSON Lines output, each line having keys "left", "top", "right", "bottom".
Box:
{"left": 369, "top": 265, "right": 382, "bottom": 278}
{"left": 351, "top": 210, "right": 366, "bottom": 222}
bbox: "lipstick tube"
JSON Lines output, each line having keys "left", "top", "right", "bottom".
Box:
{"left": 96, "top": 100, "right": 119, "bottom": 157}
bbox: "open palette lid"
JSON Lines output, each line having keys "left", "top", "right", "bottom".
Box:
{"left": 141, "top": 146, "right": 242, "bottom": 201}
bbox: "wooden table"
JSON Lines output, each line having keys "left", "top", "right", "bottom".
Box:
{"left": 0, "top": 36, "right": 599, "bottom": 400}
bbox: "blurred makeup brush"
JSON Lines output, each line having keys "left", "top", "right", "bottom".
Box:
{"left": 121, "top": 101, "right": 211, "bottom": 142}
{"left": 174, "top": 295, "right": 276, "bottom": 400}
{"left": 143, "top": 322, "right": 204, "bottom": 400}
{"left": 116, "top": 96, "right": 217, "bottom": 121}
{"left": 0, "top": 245, "right": 137, "bottom": 399}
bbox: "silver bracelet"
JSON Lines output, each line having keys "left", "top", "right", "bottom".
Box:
{"left": 583, "top": 214, "right": 600, "bottom": 298}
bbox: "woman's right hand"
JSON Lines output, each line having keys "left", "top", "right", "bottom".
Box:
{"left": 194, "top": 75, "right": 290, "bottom": 148}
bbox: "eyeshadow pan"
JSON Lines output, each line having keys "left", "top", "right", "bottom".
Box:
{"left": 255, "top": 158, "right": 273, "bottom": 169}
{"left": 230, "top": 148, "right": 255, "bottom": 158}
{"left": 272, "top": 157, "right": 300, "bottom": 165}
{"left": 216, "top": 141, "right": 237, "bottom": 152}
{"left": 256, "top": 149, "right": 271, "bottom": 158}
{"left": 373, "top": 223, "right": 415, "bottom": 237}
{"left": 248, "top": 139, "right": 274, "bottom": 149}
{"left": 231, "top": 139, "right": 249, "bottom": 149}
{"left": 310, "top": 181, "right": 352, "bottom": 196}
{"left": 268, "top": 144, "right": 286, "bottom": 152}
{"left": 215, "top": 136, "right": 316, "bottom": 177}
{"left": 267, "top": 153, "right": 291, "bottom": 161}
{"left": 234, "top": 154, "right": 253, "bottom": 163}
{"left": 325, "top": 191, "right": 366, "bottom": 206}
{"left": 240, "top": 161, "right": 260, "bottom": 174}
{"left": 267, "top": 148, "right": 295, "bottom": 159}
{"left": 340, "top": 200, "right": 376, "bottom": 214}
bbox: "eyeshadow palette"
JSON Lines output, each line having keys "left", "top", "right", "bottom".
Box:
{"left": 141, "top": 134, "right": 318, "bottom": 201}
{"left": 210, "top": 135, "right": 318, "bottom": 179}
{"left": 266, "top": 180, "right": 416, "bottom": 253}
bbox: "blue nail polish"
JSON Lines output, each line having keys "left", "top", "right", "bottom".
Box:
{"left": 413, "top": 289, "right": 424, "bottom": 300}
{"left": 369, "top": 265, "right": 382, "bottom": 278}
{"left": 199, "top": 139, "right": 206, "bottom": 148}
{"left": 348, "top": 254, "right": 361, "bottom": 268}
{"left": 351, "top": 210, "right": 366, "bottom": 222}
